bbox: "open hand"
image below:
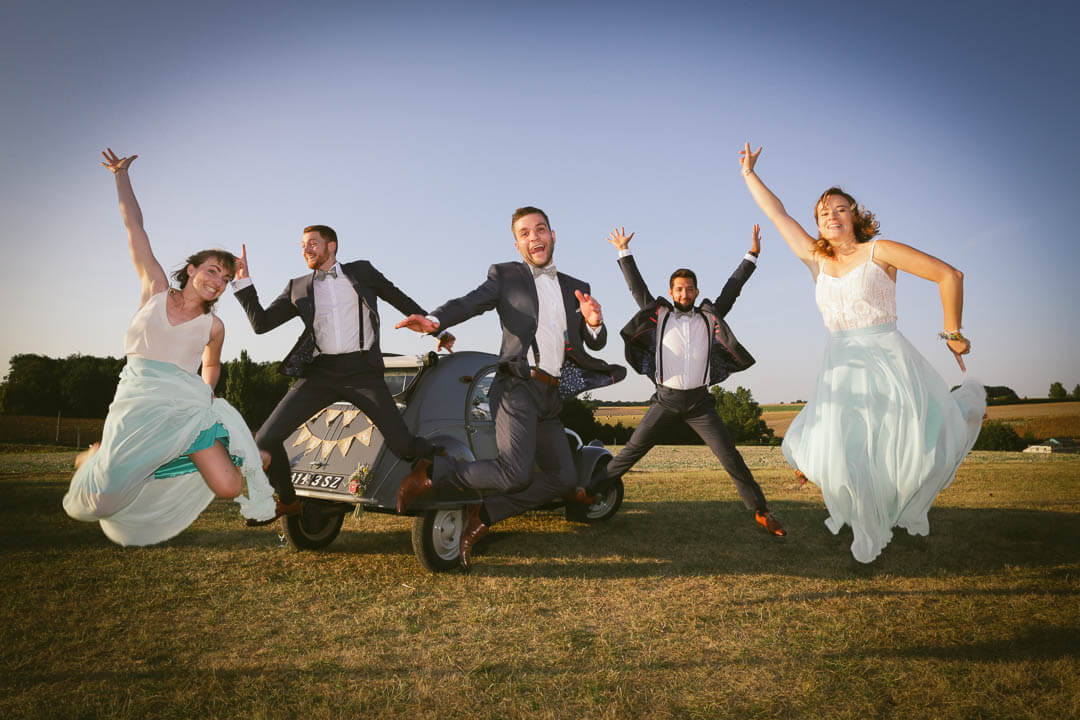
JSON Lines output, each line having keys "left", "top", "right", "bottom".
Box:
{"left": 101, "top": 147, "right": 137, "bottom": 174}
{"left": 606, "top": 226, "right": 635, "bottom": 251}
{"left": 575, "top": 289, "right": 602, "bottom": 328}
{"left": 739, "top": 141, "right": 761, "bottom": 176}
{"left": 396, "top": 314, "right": 438, "bottom": 334}
{"left": 751, "top": 224, "right": 761, "bottom": 255}
{"left": 235, "top": 244, "right": 250, "bottom": 280}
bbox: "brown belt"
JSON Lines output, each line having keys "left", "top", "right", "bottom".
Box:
{"left": 530, "top": 368, "right": 560, "bottom": 388}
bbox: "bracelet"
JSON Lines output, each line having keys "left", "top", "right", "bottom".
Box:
{"left": 938, "top": 330, "right": 967, "bottom": 342}
{"left": 742, "top": 168, "right": 754, "bottom": 177}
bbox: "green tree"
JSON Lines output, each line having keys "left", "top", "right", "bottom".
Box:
{"left": 972, "top": 421, "right": 1026, "bottom": 451}
{"left": 225, "top": 350, "right": 255, "bottom": 420}
{"left": 1, "top": 354, "right": 63, "bottom": 415}
{"left": 1071, "top": 384, "right": 1080, "bottom": 400}
{"left": 1049, "top": 381, "right": 1067, "bottom": 400}
{"left": 711, "top": 385, "right": 775, "bottom": 444}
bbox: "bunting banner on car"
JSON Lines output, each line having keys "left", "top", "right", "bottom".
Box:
{"left": 291, "top": 406, "right": 379, "bottom": 458}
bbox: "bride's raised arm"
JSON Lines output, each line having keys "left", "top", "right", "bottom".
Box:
{"left": 101, "top": 148, "right": 168, "bottom": 305}
{"left": 739, "top": 142, "right": 817, "bottom": 268}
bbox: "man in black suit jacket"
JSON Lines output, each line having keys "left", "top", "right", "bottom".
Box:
{"left": 396, "top": 207, "right": 621, "bottom": 569}
{"left": 232, "top": 224, "right": 449, "bottom": 524}
{"left": 603, "top": 225, "right": 786, "bottom": 537}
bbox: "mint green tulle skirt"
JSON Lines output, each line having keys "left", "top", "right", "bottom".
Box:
{"left": 62, "top": 357, "right": 276, "bottom": 546}
{"left": 782, "top": 323, "right": 985, "bottom": 563}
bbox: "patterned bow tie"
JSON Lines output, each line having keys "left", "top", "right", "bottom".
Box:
{"left": 531, "top": 264, "right": 557, "bottom": 279}
{"left": 315, "top": 267, "right": 338, "bottom": 281}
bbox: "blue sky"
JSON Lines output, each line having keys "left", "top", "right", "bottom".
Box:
{"left": 2, "top": 0, "right": 1078, "bottom": 404}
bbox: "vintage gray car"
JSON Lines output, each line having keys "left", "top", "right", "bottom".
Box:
{"left": 282, "top": 351, "right": 623, "bottom": 571}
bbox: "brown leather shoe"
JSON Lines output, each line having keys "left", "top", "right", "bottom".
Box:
{"left": 396, "top": 458, "right": 433, "bottom": 513}
{"left": 245, "top": 498, "right": 301, "bottom": 527}
{"left": 563, "top": 487, "right": 597, "bottom": 505}
{"left": 755, "top": 510, "right": 787, "bottom": 537}
{"left": 459, "top": 504, "right": 489, "bottom": 571}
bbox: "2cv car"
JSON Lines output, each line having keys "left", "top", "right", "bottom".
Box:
{"left": 281, "top": 351, "right": 624, "bottom": 571}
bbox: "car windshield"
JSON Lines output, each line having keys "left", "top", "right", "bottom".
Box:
{"left": 385, "top": 368, "right": 422, "bottom": 397}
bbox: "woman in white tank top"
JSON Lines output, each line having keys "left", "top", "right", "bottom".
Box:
{"left": 61, "top": 149, "right": 274, "bottom": 546}
{"left": 738, "top": 142, "right": 985, "bottom": 563}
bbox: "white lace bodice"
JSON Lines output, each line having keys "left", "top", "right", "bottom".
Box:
{"left": 123, "top": 291, "right": 213, "bottom": 374}
{"left": 814, "top": 244, "right": 897, "bottom": 332}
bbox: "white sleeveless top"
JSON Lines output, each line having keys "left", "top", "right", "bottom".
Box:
{"left": 814, "top": 241, "right": 898, "bottom": 332}
{"left": 123, "top": 291, "right": 213, "bottom": 374}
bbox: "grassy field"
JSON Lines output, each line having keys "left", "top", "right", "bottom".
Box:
{"left": 595, "top": 401, "right": 1080, "bottom": 441}
{"left": 2, "top": 444, "right": 1078, "bottom": 719}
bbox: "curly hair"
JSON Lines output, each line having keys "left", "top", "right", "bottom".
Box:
{"left": 812, "top": 187, "right": 880, "bottom": 259}
{"left": 171, "top": 249, "right": 238, "bottom": 313}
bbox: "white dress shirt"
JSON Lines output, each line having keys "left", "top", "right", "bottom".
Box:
{"left": 232, "top": 263, "right": 373, "bottom": 354}
{"left": 530, "top": 271, "right": 568, "bottom": 377}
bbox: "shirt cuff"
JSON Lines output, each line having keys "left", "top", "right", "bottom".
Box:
{"left": 744, "top": 253, "right": 758, "bottom": 265}
{"left": 231, "top": 277, "right": 253, "bottom": 291}
{"left": 617, "top": 249, "right": 632, "bottom": 259}
{"left": 425, "top": 315, "right": 442, "bottom": 335}
{"left": 585, "top": 321, "right": 603, "bottom": 337}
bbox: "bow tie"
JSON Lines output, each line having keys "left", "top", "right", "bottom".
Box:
{"left": 315, "top": 267, "right": 338, "bottom": 281}
{"left": 531, "top": 264, "right": 557, "bottom": 279}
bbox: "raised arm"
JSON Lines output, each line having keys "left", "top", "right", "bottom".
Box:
{"left": 608, "top": 227, "right": 655, "bottom": 309}
{"left": 872, "top": 239, "right": 970, "bottom": 370}
{"left": 739, "top": 142, "right": 817, "bottom": 268}
{"left": 101, "top": 149, "right": 168, "bottom": 305}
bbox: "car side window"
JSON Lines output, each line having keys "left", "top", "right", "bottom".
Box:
{"left": 468, "top": 366, "right": 497, "bottom": 422}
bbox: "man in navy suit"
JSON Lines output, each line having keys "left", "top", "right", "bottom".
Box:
{"left": 603, "top": 225, "right": 785, "bottom": 537}
{"left": 396, "top": 207, "right": 622, "bottom": 568}
{"left": 232, "top": 225, "right": 450, "bottom": 524}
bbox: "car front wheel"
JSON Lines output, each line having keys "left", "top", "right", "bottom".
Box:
{"left": 412, "top": 508, "right": 464, "bottom": 572}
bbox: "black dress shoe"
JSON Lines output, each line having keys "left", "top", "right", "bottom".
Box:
{"left": 245, "top": 498, "right": 301, "bottom": 527}
{"left": 459, "top": 504, "right": 489, "bottom": 571}
{"left": 397, "top": 458, "right": 433, "bottom": 513}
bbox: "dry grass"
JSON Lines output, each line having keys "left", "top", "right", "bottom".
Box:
{"left": 595, "top": 402, "right": 1080, "bottom": 442}
{"left": 2, "top": 444, "right": 1078, "bottom": 719}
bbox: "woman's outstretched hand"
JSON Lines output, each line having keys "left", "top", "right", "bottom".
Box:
{"left": 101, "top": 148, "right": 136, "bottom": 174}
{"left": 739, "top": 141, "right": 761, "bottom": 176}
{"left": 948, "top": 338, "right": 970, "bottom": 372}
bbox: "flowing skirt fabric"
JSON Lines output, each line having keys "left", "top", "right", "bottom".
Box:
{"left": 782, "top": 323, "right": 985, "bottom": 563}
{"left": 62, "top": 357, "right": 276, "bottom": 546}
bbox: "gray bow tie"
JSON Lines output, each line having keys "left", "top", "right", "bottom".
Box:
{"left": 315, "top": 267, "right": 338, "bottom": 281}
{"left": 531, "top": 264, "right": 557, "bottom": 279}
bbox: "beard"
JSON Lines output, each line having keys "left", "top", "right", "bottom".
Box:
{"left": 673, "top": 301, "right": 694, "bottom": 312}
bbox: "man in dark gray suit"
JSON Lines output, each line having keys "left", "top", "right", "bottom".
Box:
{"left": 602, "top": 225, "right": 785, "bottom": 537}
{"left": 232, "top": 224, "right": 450, "bottom": 525}
{"left": 395, "top": 206, "right": 619, "bottom": 569}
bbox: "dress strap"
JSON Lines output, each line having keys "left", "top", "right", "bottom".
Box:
{"left": 869, "top": 239, "right": 878, "bottom": 262}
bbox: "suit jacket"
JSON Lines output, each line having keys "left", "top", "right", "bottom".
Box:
{"left": 431, "top": 261, "right": 625, "bottom": 397}
{"left": 618, "top": 253, "right": 755, "bottom": 386}
{"left": 235, "top": 260, "right": 427, "bottom": 377}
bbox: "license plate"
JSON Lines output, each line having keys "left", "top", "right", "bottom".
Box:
{"left": 291, "top": 471, "right": 346, "bottom": 490}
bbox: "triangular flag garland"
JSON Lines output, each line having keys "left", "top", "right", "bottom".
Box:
{"left": 290, "top": 409, "right": 383, "bottom": 456}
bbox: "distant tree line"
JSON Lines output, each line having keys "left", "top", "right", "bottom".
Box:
{"left": 560, "top": 386, "right": 777, "bottom": 446}
{"left": 1, "top": 352, "right": 291, "bottom": 430}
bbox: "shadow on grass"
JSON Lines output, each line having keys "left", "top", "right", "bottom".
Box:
{"left": 8, "top": 470, "right": 1079, "bottom": 580}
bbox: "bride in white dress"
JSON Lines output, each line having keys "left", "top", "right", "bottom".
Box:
{"left": 739, "top": 142, "right": 985, "bottom": 563}
{"left": 62, "top": 149, "right": 274, "bottom": 545}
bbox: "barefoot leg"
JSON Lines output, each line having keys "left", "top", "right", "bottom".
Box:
{"left": 191, "top": 441, "right": 243, "bottom": 499}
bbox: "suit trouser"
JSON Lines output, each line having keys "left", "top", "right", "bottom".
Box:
{"left": 605, "top": 384, "right": 768, "bottom": 512}
{"left": 432, "top": 373, "right": 576, "bottom": 525}
{"left": 256, "top": 352, "right": 433, "bottom": 503}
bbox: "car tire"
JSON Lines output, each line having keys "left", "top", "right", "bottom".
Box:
{"left": 412, "top": 508, "right": 464, "bottom": 572}
{"left": 566, "top": 477, "right": 624, "bottom": 523}
{"left": 285, "top": 499, "right": 346, "bottom": 550}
